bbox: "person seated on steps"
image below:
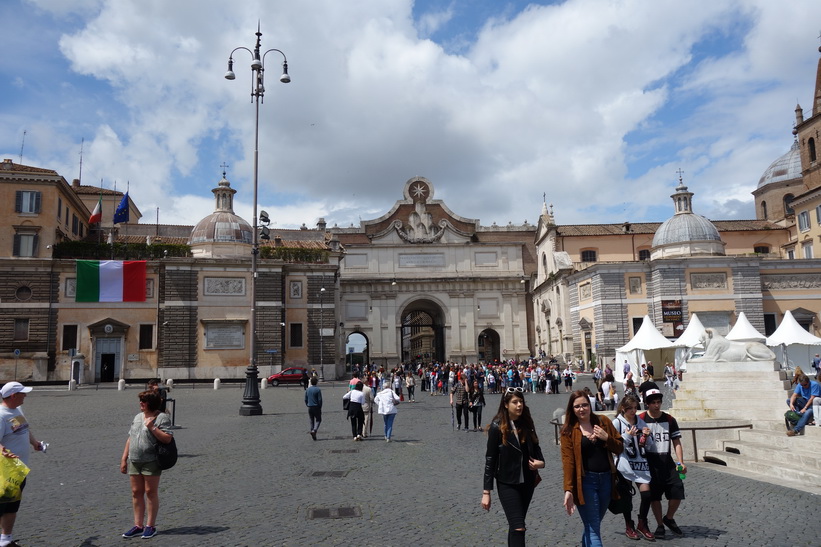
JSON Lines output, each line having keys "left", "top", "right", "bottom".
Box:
{"left": 786, "top": 373, "right": 820, "bottom": 437}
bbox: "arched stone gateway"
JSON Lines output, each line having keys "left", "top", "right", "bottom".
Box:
{"left": 334, "top": 177, "right": 535, "bottom": 368}
{"left": 400, "top": 299, "right": 446, "bottom": 364}
{"left": 478, "top": 328, "right": 501, "bottom": 364}
{"left": 345, "top": 332, "right": 369, "bottom": 372}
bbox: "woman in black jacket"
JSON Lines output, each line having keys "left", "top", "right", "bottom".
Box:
{"left": 481, "top": 387, "right": 545, "bottom": 546}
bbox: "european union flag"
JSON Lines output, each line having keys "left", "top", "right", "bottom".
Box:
{"left": 113, "top": 192, "right": 130, "bottom": 224}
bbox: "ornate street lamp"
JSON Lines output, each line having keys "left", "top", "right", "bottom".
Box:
{"left": 225, "top": 25, "right": 290, "bottom": 416}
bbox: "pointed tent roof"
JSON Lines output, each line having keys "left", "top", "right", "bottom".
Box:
{"left": 673, "top": 313, "right": 707, "bottom": 348}
{"left": 766, "top": 310, "right": 821, "bottom": 346}
{"left": 616, "top": 315, "right": 674, "bottom": 352}
{"left": 726, "top": 312, "right": 766, "bottom": 342}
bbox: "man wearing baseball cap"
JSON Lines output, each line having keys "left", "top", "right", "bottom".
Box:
{"left": 639, "top": 389, "right": 686, "bottom": 539}
{"left": 0, "top": 382, "right": 44, "bottom": 547}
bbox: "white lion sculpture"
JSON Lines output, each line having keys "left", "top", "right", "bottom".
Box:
{"left": 690, "top": 328, "right": 775, "bottom": 362}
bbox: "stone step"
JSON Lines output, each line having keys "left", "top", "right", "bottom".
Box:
{"left": 702, "top": 449, "right": 821, "bottom": 488}
{"left": 672, "top": 396, "right": 785, "bottom": 410}
{"left": 721, "top": 438, "right": 821, "bottom": 468}
{"left": 677, "top": 379, "right": 791, "bottom": 391}
{"left": 672, "top": 407, "right": 782, "bottom": 420}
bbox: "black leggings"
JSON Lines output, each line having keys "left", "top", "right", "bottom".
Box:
{"left": 348, "top": 403, "right": 364, "bottom": 437}
{"left": 497, "top": 481, "right": 534, "bottom": 546}
{"left": 471, "top": 406, "right": 483, "bottom": 429}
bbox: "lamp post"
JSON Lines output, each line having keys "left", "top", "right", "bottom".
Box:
{"left": 319, "top": 286, "right": 326, "bottom": 381}
{"left": 225, "top": 25, "right": 290, "bottom": 416}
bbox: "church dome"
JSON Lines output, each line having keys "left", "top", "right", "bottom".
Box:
{"left": 652, "top": 213, "right": 721, "bottom": 247}
{"left": 189, "top": 175, "right": 252, "bottom": 252}
{"left": 757, "top": 141, "right": 802, "bottom": 189}
{"left": 651, "top": 179, "right": 725, "bottom": 259}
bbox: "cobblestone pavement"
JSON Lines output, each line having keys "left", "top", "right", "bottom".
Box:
{"left": 12, "top": 375, "right": 818, "bottom": 546}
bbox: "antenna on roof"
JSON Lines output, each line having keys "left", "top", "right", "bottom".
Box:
{"left": 78, "top": 138, "right": 84, "bottom": 184}
{"left": 19, "top": 130, "right": 26, "bottom": 164}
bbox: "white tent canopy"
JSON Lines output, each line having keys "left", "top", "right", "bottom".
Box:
{"left": 726, "top": 312, "right": 766, "bottom": 342}
{"left": 615, "top": 315, "right": 675, "bottom": 383}
{"left": 766, "top": 310, "right": 821, "bottom": 369}
{"left": 673, "top": 313, "right": 707, "bottom": 371}
{"left": 673, "top": 313, "right": 707, "bottom": 348}
{"left": 766, "top": 310, "right": 821, "bottom": 346}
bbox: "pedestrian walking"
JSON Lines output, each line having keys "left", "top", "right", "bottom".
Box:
{"left": 468, "top": 380, "right": 486, "bottom": 431}
{"left": 614, "top": 395, "right": 654, "bottom": 540}
{"left": 304, "top": 377, "right": 322, "bottom": 440}
{"left": 373, "top": 384, "right": 401, "bottom": 441}
{"left": 342, "top": 382, "right": 366, "bottom": 441}
{"left": 120, "top": 390, "right": 174, "bottom": 539}
{"left": 639, "top": 389, "right": 686, "bottom": 538}
{"left": 451, "top": 378, "right": 469, "bottom": 431}
{"left": 561, "top": 390, "right": 624, "bottom": 547}
{"left": 360, "top": 380, "right": 374, "bottom": 438}
{"left": 481, "top": 387, "right": 545, "bottom": 546}
{"left": 405, "top": 373, "right": 416, "bottom": 402}
{"left": 0, "top": 382, "right": 45, "bottom": 547}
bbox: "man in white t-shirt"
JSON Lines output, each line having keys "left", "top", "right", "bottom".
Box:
{"left": 0, "top": 382, "right": 45, "bottom": 547}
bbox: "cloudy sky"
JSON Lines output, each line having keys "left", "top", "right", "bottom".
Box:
{"left": 2, "top": 0, "right": 821, "bottom": 229}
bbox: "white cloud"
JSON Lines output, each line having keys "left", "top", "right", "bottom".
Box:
{"left": 3, "top": 0, "right": 821, "bottom": 230}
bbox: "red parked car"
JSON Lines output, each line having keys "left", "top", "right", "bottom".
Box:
{"left": 267, "top": 367, "right": 309, "bottom": 386}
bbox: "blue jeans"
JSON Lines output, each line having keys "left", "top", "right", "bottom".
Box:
{"left": 576, "top": 471, "right": 611, "bottom": 547}
{"left": 787, "top": 396, "right": 814, "bottom": 432}
{"left": 383, "top": 413, "right": 397, "bottom": 439}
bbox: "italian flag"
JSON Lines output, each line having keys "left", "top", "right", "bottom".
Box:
{"left": 75, "top": 260, "right": 147, "bottom": 302}
{"left": 88, "top": 196, "right": 102, "bottom": 224}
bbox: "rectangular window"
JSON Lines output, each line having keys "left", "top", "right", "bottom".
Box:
{"left": 13, "top": 233, "right": 37, "bottom": 257}
{"left": 289, "top": 323, "right": 303, "bottom": 348}
{"left": 14, "top": 319, "right": 29, "bottom": 341}
{"left": 65, "top": 206, "right": 69, "bottom": 226}
{"left": 139, "top": 324, "right": 154, "bottom": 350}
{"left": 798, "top": 211, "right": 810, "bottom": 232}
{"left": 753, "top": 245, "right": 770, "bottom": 254}
{"left": 62, "top": 325, "right": 78, "bottom": 351}
{"left": 816, "top": 204, "right": 821, "bottom": 225}
{"left": 787, "top": 248, "right": 795, "bottom": 260}
{"left": 803, "top": 241, "right": 814, "bottom": 259}
{"left": 15, "top": 191, "right": 41, "bottom": 213}
{"left": 79, "top": 224, "right": 84, "bottom": 237}
{"left": 57, "top": 197, "right": 63, "bottom": 220}
{"left": 72, "top": 214, "right": 79, "bottom": 235}
{"left": 581, "top": 250, "right": 597, "bottom": 262}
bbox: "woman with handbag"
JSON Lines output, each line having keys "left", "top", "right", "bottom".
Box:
{"left": 342, "top": 382, "right": 366, "bottom": 441}
{"left": 120, "top": 390, "right": 173, "bottom": 539}
{"left": 614, "top": 395, "right": 654, "bottom": 540}
{"left": 481, "top": 387, "right": 545, "bottom": 546}
{"left": 468, "top": 379, "right": 486, "bottom": 432}
{"left": 561, "top": 389, "right": 624, "bottom": 547}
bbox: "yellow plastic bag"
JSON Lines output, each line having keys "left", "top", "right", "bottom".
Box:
{"left": 0, "top": 454, "right": 30, "bottom": 503}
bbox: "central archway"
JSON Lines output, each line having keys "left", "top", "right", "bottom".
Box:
{"left": 399, "top": 299, "right": 446, "bottom": 364}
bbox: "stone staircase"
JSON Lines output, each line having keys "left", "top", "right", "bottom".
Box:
{"left": 670, "top": 359, "right": 821, "bottom": 493}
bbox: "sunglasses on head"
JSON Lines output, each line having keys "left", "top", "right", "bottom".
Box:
{"left": 506, "top": 387, "right": 524, "bottom": 393}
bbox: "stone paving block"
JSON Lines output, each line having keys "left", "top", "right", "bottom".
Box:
{"left": 6, "top": 377, "right": 818, "bottom": 546}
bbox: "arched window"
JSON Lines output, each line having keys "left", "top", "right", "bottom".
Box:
{"left": 580, "top": 249, "right": 597, "bottom": 262}
{"left": 761, "top": 201, "right": 768, "bottom": 219}
{"left": 784, "top": 193, "right": 795, "bottom": 216}
{"left": 638, "top": 249, "right": 651, "bottom": 260}
{"left": 754, "top": 245, "right": 770, "bottom": 254}
{"left": 810, "top": 137, "right": 817, "bottom": 163}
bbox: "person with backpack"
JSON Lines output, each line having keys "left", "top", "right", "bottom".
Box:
{"left": 614, "top": 395, "right": 654, "bottom": 540}
{"left": 639, "top": 389, "right": 686, "bottom": 539}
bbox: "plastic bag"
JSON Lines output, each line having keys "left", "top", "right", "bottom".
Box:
{"left": 0, "top": 454, "right": 30, "bottom": 502}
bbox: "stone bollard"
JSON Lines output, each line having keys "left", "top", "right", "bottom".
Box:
{"left": 118, "top": 379, "right": 126, "bottom": 391}
{"left": 166, "top": 378, "right": 174, "bottom": 389}
{"left": 214, "top": 378, "right": 221, "bottom": 390}
{"left": 261, "top": 378, "right": 268, "bottom": 390}
{"left": 68, "top": 379, "right": 77, "bottom": 391}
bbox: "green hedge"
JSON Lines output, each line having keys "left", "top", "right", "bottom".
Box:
{"left": 260, "top": 246, "right": 329, "bottom": 263}
{"left": 52, "top": 241, "right": 192, "bottom": 260}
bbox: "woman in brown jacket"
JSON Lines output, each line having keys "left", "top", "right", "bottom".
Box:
{"left": 561, "top": 389, "right": 623, "bottom": 547}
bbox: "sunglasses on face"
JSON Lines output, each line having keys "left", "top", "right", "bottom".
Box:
{"left": 506, "top": 387, "right": 524, "bottom": 393}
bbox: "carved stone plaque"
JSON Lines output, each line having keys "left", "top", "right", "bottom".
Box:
{"left": 579, "top": 283, "right": 592, "bottom": 301}
{"left": 691, "top": 273, "right": 727, "bottom": 290}
{"left": 205, "top": 323, "right": 245, "bottom": 349}
{"left": 204, "top": 277, "right": 245, "bottom": 296}
{"left": 761, "top": 274, "right": 821, "bottom": 290}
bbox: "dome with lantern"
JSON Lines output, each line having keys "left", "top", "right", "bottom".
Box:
{"left": 189, "top": 174, "right": 252, "bottom": 257}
